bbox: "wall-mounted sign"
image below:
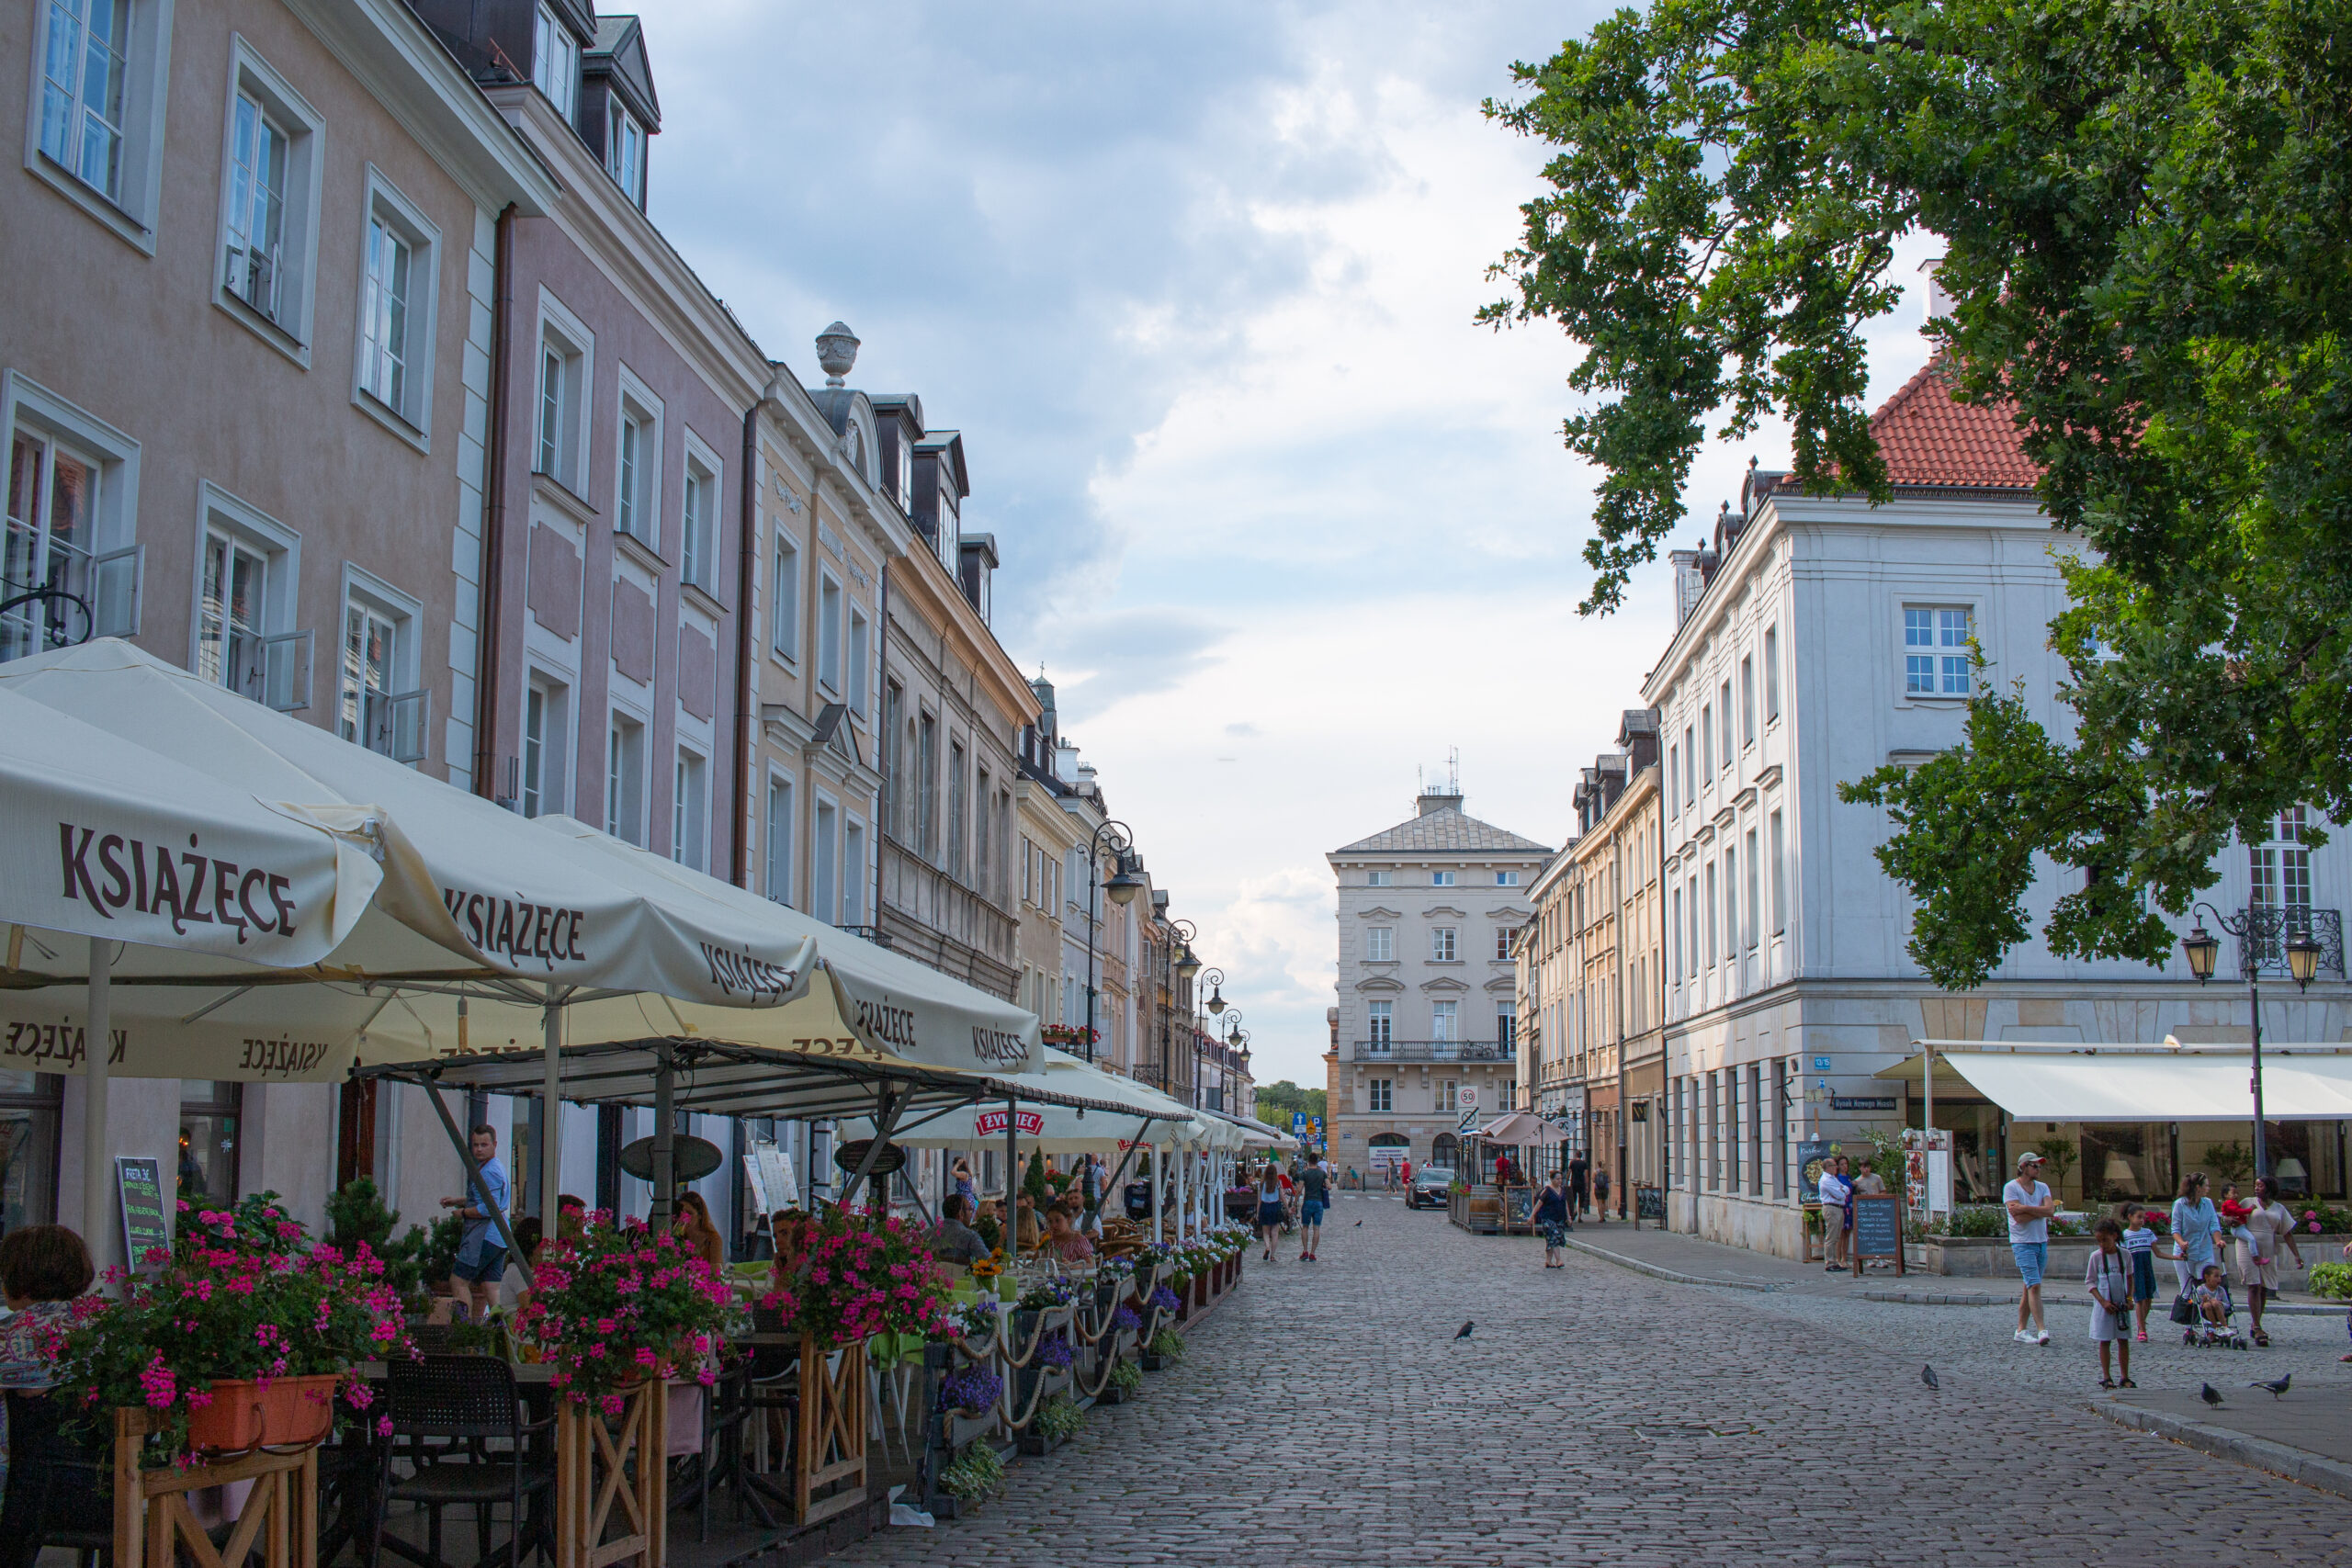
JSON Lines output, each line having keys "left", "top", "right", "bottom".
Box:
{"left": 1811, "top": 1055, "right": 1834, "bottom": 1073}
{"left": 1830, "top": 1095, "right": 1897, "bottom": 1112}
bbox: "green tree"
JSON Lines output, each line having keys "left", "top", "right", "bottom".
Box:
{"left": 1253, "top": 1080, "right": 1326, "bottom": 1127}
{"left": 1023, "top": 1149, "right": 1049, "bottom": 1206}
{"left": 1487, "top": 0, "right": 2352, "bottom": 987}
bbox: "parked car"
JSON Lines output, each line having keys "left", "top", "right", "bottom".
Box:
{"left": 1404, "top": 1166, "right": 1453, "bottom": 1209}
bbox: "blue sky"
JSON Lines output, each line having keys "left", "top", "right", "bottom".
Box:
{"left": 637, "top": 0, "right": 1943, "bottom": 1089}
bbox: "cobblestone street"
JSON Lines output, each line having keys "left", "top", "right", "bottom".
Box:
{"left": 842, "top": 1195, "right": 2352, "bottom": 1566}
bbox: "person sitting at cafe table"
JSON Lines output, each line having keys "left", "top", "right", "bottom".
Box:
{"left": 1044, "top": 1206, "right": 1095, "bottom": 1265}
{"left": 769, "top": 1208, "right": 812, "bottom": 1294}
{"left": 1014, "top": 1193, "right": 1043, "bottom": 1252}
{"left": 0, "top": 1224, "right": 94, "bottom": 1506}
{"left": 933, "top": 1194, "right": 992, "bottom": 1269}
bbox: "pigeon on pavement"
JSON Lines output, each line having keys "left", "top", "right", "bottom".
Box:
{"left": 1453, "top": 1321, "right": 1475, "bottom": 1340}
{"left": 1355, "top": 1220, "right": 1364, "bottom": 1227}
{"left": 1921, "top": 1364, "right": 1939, "bottom": 1392}
{"left": 2251, "top": 1374, "right": 2291, "bottom": 1400}
{"left": 2199, "top": 1382, "right": 2225, "bottom": 1407}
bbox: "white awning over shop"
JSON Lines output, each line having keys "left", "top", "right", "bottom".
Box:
{"left": 1476, "top": 1111, "right": 1568, "bottom": 1146}
{"left": 844, "top": 1048, "right": 1211, "bottom": 1151}
{"left": 1878, "top": 1046, "right": 2352, "bottom": 1122}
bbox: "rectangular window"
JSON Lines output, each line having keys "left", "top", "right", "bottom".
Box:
{"left": 2250, "top": 807, "right": 2313, "bottom": 912}
{"left": 1438, "top": 1079, "right": 1458, "bottom": 1112}
{"left": 177, "top": 1079, "right": 242, "bottom": 1209}
{"left": 1496, "top": 1000, "right": 1516, "bottom": 1050}
{"left": 1719, "top": 681, "right": 1734, "bottom": 766}
{"left": 520, "top": 675, "right": 569, "bottom": 818}
{"left": 1432, "top": 870, "right": 1456, "bottom": 886}
{"left": 818, "top": 573, "right": 842, "bottom": 693}
{"left": 1722, "top": 845, "right": 1737, "bottom": 961}
{"left": 1770, "top": 810, "right": 1786, "bottom": 934}
{"left": 1764, "top": 625, "right": 1781, "bottom": 721}
{"left": 670, "top": 750, "right": 705, "bottom": 869}
{"left": 974, "top": 770, "right": 993, "bottom": 892}
{"left": 1687, "top": 875, "right": 1700, "bottom": 976}
{"left": 4, "top": 419, "right": 139, "bottom": 663}
{"left": 1667, "top": 745, "right": 1679, "bottom": 818}
{"left": 1431, "top": 927, "right": 1457, "bottom": 962}
{"left": 1744, "top": 829, "right": 1759, "bottom": 951}
{"left": 1366, "top": 1001, "right": 1393, "bottom": 1046}
{"left": 197, "top": 506, "right": 305, "bottom": 711}
{"left": 605, "top": 104, "right": 646, "bottom": 208}
{"left": 531, "top": 4, "right": 578, "bottom": 120}
{"left": 337, "top": 589, "right": 424, "bottom": 762}
{"left": 1905, "top": 606, "right": 1973, "bottom": 695}
{"left": 763, "top": 774, "right": 794, "bottom": 905}
{"left": 813, "top": 798, "right": 838, "bottom": 923}
{"left": 916, "top": 714, "right": 938, "bottom": 861}
{"left": 680, "top": 458, "right": 714, "bottom": 589}
{"left": 1494, "top": 926, "right": 1513, "bottom": 961}
{"left": 848, "top": 606, "right": 870, "bottom": 715}
{"left": 1683, "top": 726, "right": 1696, "bottom": 804}
{"left": 605, "top": 712, "right": 644, "bottom": 845}
{"left": 1700, "top": 705, "right": 1713, "bottom": 776}
{"left": 1703, "top": 862, "right": 1718, "bottom": 967}
{"left": 1740, "top": 656, "right": 1755, "bottom": 748}
{"left": 1495, "top": 870, "right": 1520, "bottom": 886}
{"left": 1431, "top": 1000, "right": 1457, "bottom": 1043}
{"left": 842, "top": 819, "right": 865, "bottom": 925}
{"left": 356, "top": 217, "right": 412, "bottom": 415}
{"left": 616, "top": 405, "right": 654, "bottom": 547}
{"left": 771, "top": 529, "right": 799, "bottom": 658}
{"left": 1366, "top": 870, "right": 1392, "bottom": 887}
{"left": 221, "top": 91, "right": 288, "bottom": 321}
{"left": 1365, "top": 927, "right": 1393, "bottom": 962}
{"left": 1368, "top": 1078, "right": 1392, "bottom": 1113}
{"left": 39, "top": 0, "right": 132, "bottom": 198}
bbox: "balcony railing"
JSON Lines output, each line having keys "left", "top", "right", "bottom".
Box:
{"left": 1351, "top": 1040, "right": 1513, "bottom": 1063}
{"left": 2235, "top": 906, "right": 2346, "bottom": 980}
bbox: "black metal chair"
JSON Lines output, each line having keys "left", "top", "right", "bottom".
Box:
{"left": 369, "top": 1357, "right": 553, "bottom": 1568}
{"left": 0, "top": 1391, "right": 110, "bottom": 1568}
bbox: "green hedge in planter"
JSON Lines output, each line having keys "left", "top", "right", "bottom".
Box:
{"left": 2310, "top": 1262, "right": 2352, "bottom": 1301}
{"left": 939, "top": 1441, "right": 1005, "bottom": 1502}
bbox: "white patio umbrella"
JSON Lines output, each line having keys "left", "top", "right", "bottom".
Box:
{"left": 0, "top": 641, "right": 1039, "bottom": 1227}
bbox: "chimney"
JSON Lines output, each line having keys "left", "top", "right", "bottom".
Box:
{"left": 1670, "top": 547, "right": 1703, "bottom": 626}
{"left": 1054, "top": 739, "right": 1080, "bottom": 785}
{"left": 1920, "top": 255, "right": 1952, "bottom": 328}
{"left": 1416, "top": 786, "right": 1464, "bottom": 818}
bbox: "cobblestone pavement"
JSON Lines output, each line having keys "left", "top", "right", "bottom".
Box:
{"left": 837, "top": 1195, "right": 2352, "bottom": 1566}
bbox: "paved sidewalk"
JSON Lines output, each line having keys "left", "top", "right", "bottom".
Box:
{"left": 2100, "top": 1385, "right": 2352, "bottom": 1500}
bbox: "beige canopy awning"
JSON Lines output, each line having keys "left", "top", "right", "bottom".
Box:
{"left": 1875, "top": 1044, "right": 2352, "bottom": 1122}
{"left": 1476, "top": 1111, "right": 1567, "bottom": 1146}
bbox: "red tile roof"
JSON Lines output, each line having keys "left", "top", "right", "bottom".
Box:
{"left": 1869, "top": 357, "right": 2040, "bottom": 489}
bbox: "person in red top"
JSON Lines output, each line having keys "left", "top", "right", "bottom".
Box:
{"left": 1401, "top": 1157, "right": 1414, "bottom": 1190}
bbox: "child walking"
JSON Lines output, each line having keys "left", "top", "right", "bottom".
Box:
{"left": 2086, "top": 1217, "right": 2135, "bottom": 1389}
{"left": 2119, "top": 1202, "right": 2159, "bottom": 1343}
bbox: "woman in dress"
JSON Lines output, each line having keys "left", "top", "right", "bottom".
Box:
{"left": 1533, "top": 1173, "right": 1571, "bottom": 1269}
{"left": 2241, "top": 1175, "right": 2305, "bottom": 1348}
{"left": 1255, "top": 1163, "right": 1286, "bottom": 1261}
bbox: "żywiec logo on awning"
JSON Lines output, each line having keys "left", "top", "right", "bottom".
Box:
{"left": 60, "top": 822, "right": 303, "bottom": 943}
{"left": 974, "top": 1109, "right": 1044, "bottom": 1138}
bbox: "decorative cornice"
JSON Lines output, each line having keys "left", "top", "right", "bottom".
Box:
{"left": 1419, "top": 976, "right": 1471, "bottom": 995}
{"left": 1353, "top": 976, "right": 1406, "bottom": 994}
{"left": 1485, "top": 906, "right": 1532, "bottom": 921}
{"left": 1421, "top": 906, "right": 1468, "bottom": 919}
{"left": 1356, "top": 906, "right": 1403, "bottom": 920}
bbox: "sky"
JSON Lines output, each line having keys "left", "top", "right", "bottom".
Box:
{"left": 635, "top": 0, "right": 1946, "bottom": 1090}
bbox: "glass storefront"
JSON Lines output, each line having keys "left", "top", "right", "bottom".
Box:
{"left": 2079, "top": 1123, "right": 2178, "bottom": 1204}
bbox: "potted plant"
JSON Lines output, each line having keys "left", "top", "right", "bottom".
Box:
{"left": 1095, "top": 1357, "right": 1144, "bottom": 1406}
{"left": 939, "top": 1363, "right": 1001, "bottom": 1419}
{"left": 1140, "top": 1326, "right": 1185, "bottom": 1371}
{"left": 1019, "top": 1391, "right": 1084, "bottom": 1456}
{"left": 512, "top": 1209, "right": 735, "bottom": 1410}
{"left": 54, "top": 1192, "right": 412, "bottom": 1466}
{"left": 935, "top": 1438, "right": 1005, "bottom": 1517}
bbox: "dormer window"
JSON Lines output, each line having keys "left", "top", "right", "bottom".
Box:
{"left": 897, "top": 438, "right": 911, "bottom": 508}
{"left": 532, "top": 5, "right": 578, "bottom": 121}
{"left": 605, "top": 105, "right": 645, "bottom": 208}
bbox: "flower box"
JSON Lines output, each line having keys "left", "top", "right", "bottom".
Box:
{"left": 1016, "top": 1427, "right": 1068, "bottom": 1457}
{"left": 186, "top": 1372, "right": 340, "bottom": 1455}
{"left": 1140, "top": 1350, "right": 1171, "bottom": 1371}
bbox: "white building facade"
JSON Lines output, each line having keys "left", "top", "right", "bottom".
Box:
{"left": 1653, "top": 363, "right": 2352, "bottom": 1257}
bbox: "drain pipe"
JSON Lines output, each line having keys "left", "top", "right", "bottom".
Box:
{"left": 472, "top": 202, "right": 517, "bottom": 799}
{"left": 733, "top": 367, "right": 790, "bottom": 886}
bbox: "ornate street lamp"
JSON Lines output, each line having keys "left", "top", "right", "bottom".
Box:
{"left": 2180, "top": 902, "right": 2324, "bottom": 1181}
{"left": 1081, "top": 818, "right": 1137, "bottom": 1067}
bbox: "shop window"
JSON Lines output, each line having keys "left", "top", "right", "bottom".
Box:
{"left": 0, "top": 1073, "right": 62, "bottom": 1237}
{"left": 177, "top": 1078, "right": 242, "bottom": 1208}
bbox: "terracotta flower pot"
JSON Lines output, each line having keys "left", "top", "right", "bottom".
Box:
{"left": 186, "top": 1372, "right": 341, "bottom": 1454}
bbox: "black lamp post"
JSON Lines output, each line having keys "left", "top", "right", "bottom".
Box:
{"left": 1082, "top": 818, "right": 1145, "bottom": 1067}
{"left": 2181, "top": 902, "right": 2323, "bottom": 1180}
{"left": 1194, "top": 969, "right": 1227, "bottom": 1108}
{"left": 1224, "top": 1021, "right": 1250, "bottom": 1118}
{"left": 1211, "top": 1010, "right": 1244, "bottom": 1111}
{"left": 1165, "top": 919, "right": 1200, "bottom": 1096}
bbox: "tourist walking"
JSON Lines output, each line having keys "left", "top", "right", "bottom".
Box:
{"left": 441, "top": 1123, "right": 509, "bottom": 1321}
{"left": 2242, "top": 1176, "right": 2305, "bottom": 1348}
{"left": 2168, "top": 1172, "right": 2224, "bottom": 1301}
{"left": 2086, "top": 1217, "right": 2135, "bottom": 1388}
{"left": 1568, "top": 1150, "right": 1590, "bottom": 1222}
{"left": 1255, "top": 1163, "right": 1285, "bottom": 1261}
{"left": 1816, "top": 1156, "right": 1851, "bottom": 1271}
{"left": 1534, "top": 1172, "right": 1570, "bottom": 1269}
{"left": 1593, "top": 1164, "right": 1612, "bottom": 1223}
{"left": 1297, "top": 1151, "right": 1332, "bottom": 1261}
{"left": 2119, "top": 1202, "right": 2159, "bottom": 1341}
{"left": 2005, "top": 1151, "right": 2058, "bottom": 1345}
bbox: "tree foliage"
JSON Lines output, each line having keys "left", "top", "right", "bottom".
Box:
{"left": 1487, "top": 0, "right": 2352, "bottom": 987}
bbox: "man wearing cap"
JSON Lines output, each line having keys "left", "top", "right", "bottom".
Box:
{"left": 2004, "top": 1152, "right": 2061, "bottom": 1344}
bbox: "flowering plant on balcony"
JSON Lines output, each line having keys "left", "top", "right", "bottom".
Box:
{"left": 52, "top": 1192, "right": 411, "bottom": 1465}
{"left": 513, "top": 1210, "right": 733, "bottom": 1408}
{"left": 788, "top": 1203, "right": 949, "bottom": 1350}
{"left": 1038, "top": 1024, "right": 1098, "bottom": 1047}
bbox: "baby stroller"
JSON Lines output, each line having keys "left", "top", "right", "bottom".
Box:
{"left": 2180, "top": 1280, "right": 2249, "bottom": 1349}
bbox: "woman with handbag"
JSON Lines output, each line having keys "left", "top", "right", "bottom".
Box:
{"left": 1533, "top": 1174, "right": 1571, "bottom": 1269}
{"left": 2168, "top": 1173, "right": 2223, "bottom": 1301}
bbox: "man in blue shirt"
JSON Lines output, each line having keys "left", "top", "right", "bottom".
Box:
{"left": 442, "top": 1124, "right": 510, "bottom": 1321}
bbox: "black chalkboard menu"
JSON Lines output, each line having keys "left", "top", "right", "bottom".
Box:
{"left": 1503, "top": 1185, "right": 1533, "bottom": 1231}
{"left": 1849, "top": 1192, "right": 1905, "bottom": 1276}
{"left": 1635, "top": 1185, "right": 1667, "bottom": 1222}
{"left": 116, "top": 1156, "right": 170, "bottom": 1271}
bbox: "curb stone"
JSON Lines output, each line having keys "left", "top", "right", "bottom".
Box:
{"left": 1559, "top": 1236, "right": 1783, "bottom": 1292}
{"left": 2092, "top": 1400, "right": 2352, "bottom": 1502}
{"left": 1860, "top": 1289, "right": 2343, "bottom": 1315}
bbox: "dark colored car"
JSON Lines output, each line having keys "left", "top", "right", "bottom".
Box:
{"left": 1404, "top": 1166, "right": 1453, "bottom": 1209}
